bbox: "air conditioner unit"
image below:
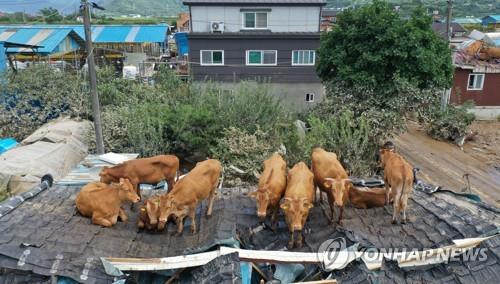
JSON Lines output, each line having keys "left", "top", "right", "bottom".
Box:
{"left": 210, "top": 21, "right": 224, "bottom": 33}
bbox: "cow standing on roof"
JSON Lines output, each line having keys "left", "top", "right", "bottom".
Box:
{"left": 248, "top": 153, "right": 287, "bottom": 231}
{"left": 281, "top": 162, "right": 315, "bottom": 249}
{"left": 99, "top": 155, "right": 180, "bottom": 201}
{"left": 379, "top": 143, "right": 414, "bottom": 224}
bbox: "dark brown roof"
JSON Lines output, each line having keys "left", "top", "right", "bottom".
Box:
{"left": 321, "top": 9, "right": 338, "bottom": 17}
{"left": 0, "top": 181, "right": 499, "bottom": 283}
{"left": 432, "top": 22, "right": 467, "bottom": 38}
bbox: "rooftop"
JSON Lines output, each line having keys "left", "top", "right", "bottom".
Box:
{"left": 0, "top": 27, "right": 84, "bottom": 54}
{"left": 431, "top": 22, "right": 467, "bottom": 39}
{"left": 0, "top": 180, "right": 498, "bottom": 283}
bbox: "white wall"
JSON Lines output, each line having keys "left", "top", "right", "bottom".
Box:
{"left": 469, "top": 106, "right": 500, "bottom": 120}
{"left": 191, "top": 6, "right": 321, "bottom": 33}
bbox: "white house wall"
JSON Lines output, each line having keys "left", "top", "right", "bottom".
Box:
{"left": 191, "top": 6, "right": 320, "bottom": 32}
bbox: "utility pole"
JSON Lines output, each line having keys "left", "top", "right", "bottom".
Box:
{"left": 445, "top": 0, "right": 453, "bottom": 43}
{"left": 441, "top": 0, "right": 453, "bottom": 112}
{"left": 81, "top": 0, "right": 105, "bottom": 154}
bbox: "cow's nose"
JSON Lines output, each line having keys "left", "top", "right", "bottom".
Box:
{"left": 293, "top": 225, "right": 302, "bottom": 231}
{"left": 134, "top": 197, "right": 140, "bottom": 203}
{"left": 150, "top": 219, "right": 158, "bottom": 225}
{"left": 257, "top": 212, "right": 266, "bottom": 220}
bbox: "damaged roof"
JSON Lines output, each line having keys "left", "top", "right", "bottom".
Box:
{"left": 0, "top": 183, "right": 499, "bottom": 283}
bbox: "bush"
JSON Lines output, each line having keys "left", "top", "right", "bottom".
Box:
{"left": 425, "top": 102, "right": 475, "bottom": 141}
{"left": 0, "top": 65, "right": 89, "bottom": 140}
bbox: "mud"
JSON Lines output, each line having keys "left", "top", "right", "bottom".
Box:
{"left": 395, "top": 121, "right": 500, "bottom": 206}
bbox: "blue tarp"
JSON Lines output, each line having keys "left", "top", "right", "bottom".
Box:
{"left": 174, "top": 32, "right": 189, "bottom": 56}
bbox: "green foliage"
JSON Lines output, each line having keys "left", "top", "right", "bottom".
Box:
{"left": 317, "top": 0, "right": 453, "bottom": 94}
{"left": 39, "top": 7, "right": 63, "bottom": 23}
{"left": 0, "top": 65, "right": 89, "bottom": 140}
{"left": 424, "top": 102, "right": 476, "bottom": 141}
{"left": 210, "top": 127, "right": 276, "bottom": 182}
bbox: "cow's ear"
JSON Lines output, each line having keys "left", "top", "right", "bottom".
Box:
{"left": 248, "top": 191, "right": 258, "bottom": 199}
{"left": 323, "top": 178, "right": 334, "bottom": 189}
{"left": 303, "top": 201, "right": 313, "bottom": 209}
{"left": 280, "top": 202, "right": 290, "bottom": 210}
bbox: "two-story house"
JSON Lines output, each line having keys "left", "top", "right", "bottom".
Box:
{"left": 183, "top": 0, "right": 326, "bottom": 109}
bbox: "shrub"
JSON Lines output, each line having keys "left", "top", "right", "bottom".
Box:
{"left": 0, "top": 65, "right": 89, "bottom": 140}
{"left": 425, "top": 102, "right": 475, "bottom": 141}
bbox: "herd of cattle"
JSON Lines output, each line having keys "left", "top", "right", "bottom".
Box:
{"left": 75, "top": 144, "right": 414, "bottom": 249}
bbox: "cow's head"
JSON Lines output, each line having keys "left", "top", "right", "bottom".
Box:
{"left": 248, "top": 186, "right": 271, "bottom": 221}
{"left": 118, "top": 178, "right": 140, "bottom": 203}
{"left": 323, "top": 178, "right": 351, "bottom": 207}
{"left": 146, "top": 197, "right": 161, "bottom": 225}
{"left": 379, "top": 148, "right": 393, "bottom": 168}
{"left": 99, "top": 166, "right": 114, "bottom": 183}
{"left": 158, "top": 194, "right": 175, "bottom": 224}
{"left": 280, "top": 197, "right": 313, "bottom": 232}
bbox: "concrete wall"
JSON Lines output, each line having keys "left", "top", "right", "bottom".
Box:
{"left": 469, "top": 106, "right": 500, "bottom": 120}
{"left": 191, "top": 6, "right": 321, "bottom": 32}
{"left": 450, "top": 68, "right": 500, "bottom": 106}
{"left": 199, "top": 81, "right": 325, "bottom": 111}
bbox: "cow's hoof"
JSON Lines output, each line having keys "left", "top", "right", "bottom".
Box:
{"left": 401, "top": 219, "right": 407, "bottom": 224}
{"left": 287, "top": 241, "right": 294, "bottom": 250}
{"left": 190, "top": 228, "right": 196, "bottom": 235}
{"left": 391, "top": 219, "right": 397, "bottom": 225}
{"left": 295, "top": 241, "right": 303, "bottom": 249}
{"left": 172, "top": 231, "right": 182, "bottom": 237}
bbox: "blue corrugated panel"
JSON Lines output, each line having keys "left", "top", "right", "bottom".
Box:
{"left": 94, "top": 26, "right": 130, "bottom": 42}
{"left": 0, "top": 42, "right": 6, "bottom": 73}
{"left": 38, "top": 29, "right": 74, "bottom": 53}
{"left": 0, "top": 28, "right": 82, "bottom": 54}
{"left": 133, "top": 25, "right": 168, "bottom": 43}
{"left": 0, "top": 138, "right": 18, "bottom": 154}
{"left": 174, "top": 32, "right": 189, "bottom": 56}
{"left": 4, "top": 28, "right": 39, "bottom": 44}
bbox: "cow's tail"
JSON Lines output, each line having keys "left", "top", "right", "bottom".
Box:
{"left": 218, "top": 167, "right": 225, "bottom": 189}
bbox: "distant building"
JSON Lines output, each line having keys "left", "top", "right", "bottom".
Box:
{"left": 450, "top": 42, "right": 500, "bottom": 120}
{"left": 177, "top": 12, "right": 190, "bottom": 32}
{"left": 321, "top": 9, "right": 337, "bottom": 32}
{"left": 482, "top": 15, "right": 500, "bottom": 27}
{"left": 183, "top": 0, "right": 326, "bottom": 110}
{"left": 0, "top": 27, "right": 84, "bottom": 60}
{"left": 431, "top": 22, "right": 468, "bottom": 44}
{"left": 453, "top": 17, "right": 482, "bottom": 25}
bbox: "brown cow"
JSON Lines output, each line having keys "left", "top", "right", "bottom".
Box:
{"left": 248, "top": 153, "right": 287, "bottom": 230}
{"left": 380, "top": 148, "right": 414, "bottom": 224}
{"left": 349, "top": 186, "right": 393, "bottom": 209}
{"left": 99, "top": 155, "right": 180, "bottom": 199}
{"left": 158, "top": 159, "right": 222, "bottom": 236}
{"left": 280, "top": 162, "right": 314, "bottom": 249}
{"left": 76, "top": 178, "right": 140, "bottom": 227}
{"left": 311, "top": 148, "right": 351, "bottom": 224}
{"left": 137, "top": 195, "right": 161, "bottom": 231}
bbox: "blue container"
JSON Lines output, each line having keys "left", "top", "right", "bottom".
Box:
{"left": 174, "top": 32, "right": 189, "bottom": 56}
{"left": 0, "top": 138, "right": 18, "bottom": 154}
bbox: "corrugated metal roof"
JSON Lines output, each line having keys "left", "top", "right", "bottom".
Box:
{"left": 483, "top": 15, "right": 500, "bottom": 21}
{"left": 70, "top": 24, "right": 169, "bottom": 43}
{"left": 184, "top": 0, "right": 326, "bottom": 5}
{"left": 453, "top": 18, "right": 482, "bottom": 24}
{"left": 0, "top": 27, "right": 83, "bottom": 54}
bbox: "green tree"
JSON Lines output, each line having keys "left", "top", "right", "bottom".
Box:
{"left": 40, "top": 7, "right": 63, "bottom": 23}
{"left": 316, "top": 0, "right": 453, "bottom": 97}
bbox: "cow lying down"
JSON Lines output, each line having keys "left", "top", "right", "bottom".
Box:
{"left": 349, "top": 186, "right": 394, "bottom": 209}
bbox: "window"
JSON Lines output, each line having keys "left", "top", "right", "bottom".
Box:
{"left": 305, "top": 93, "right": 315, "bottom": 102}
{"left": 243, "top": 12, "right": 267, "bottom": 29}
{"left": 467, "top": 73, "right": 485, "bottom": 90}
{"left": 246, "top": 50, "right": 277, "bottom": 65}
{"left": 292, "top": 50, "right": 315, "bottom": 65}
{"left": 200, "top": 50, "right": 224, "bottom": 66}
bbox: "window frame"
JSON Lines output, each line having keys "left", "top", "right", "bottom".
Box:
{"left": 305, "top": 92, "right": 315, "bottom": 102}
{"left": 242, "top": 11, "right": 268, "bottom": 30}
{"left": 245, "top": 50, "right": 278, "bottom": 66}
{"left": 292, "top": 50, "right": 316, "bottom": 66}
{"left": 200, "top": 50, "right": 224, "bottom": 66}
{"left": 467, "top": 73, "right": 485, "bottom": 91}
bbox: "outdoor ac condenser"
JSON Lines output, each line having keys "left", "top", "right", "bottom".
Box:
{"left": 210, "top": 21, "right": 224, "bottom": 33}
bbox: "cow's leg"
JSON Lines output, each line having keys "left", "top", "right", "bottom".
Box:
{"left": 287, "top": 231, "right": 295, "bottom": 249}
{"left": 173, "top": 215, "right": 185, "bottom": 236}
{"left": 166, "top": 177, "right": 175, "bottom": 193}
{"left": 270, "top": 205, "right": 278, "bottom": 232}
{"left": 326, "top": 192, "right": 335, "bottom": 223}
{"left": 384, "top": 180, "right": 391, "bottom": 205}
{"left": 137, "top": 219, "right": 145, "bottom": 229}
{"left": 295, "top": 230, "right": 303, "bottom": 249}
{"left": 338, "top": 206, "right": 344, "bottom": 225}
{"left": 392, "top": 188, "right": 402, "bottom": 224}
{"left": 401, "top": 192, "right": 409, "bottom": 224}
{"left": 118, "top": 207, "right": 128, "bottom": 222}
{"left": 206, "top": 186, "right": 217, "bottom": 217}
{"left": 189, "top": 206, "right": 197, "bottom": 234}
{"left": 92, "top": 214, "right": 113, "bottom": 227}
{"left": 130, "top": 178, "right": 141, "bottom": 211}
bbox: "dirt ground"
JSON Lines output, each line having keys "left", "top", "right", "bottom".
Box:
{"left": 394, "top": 121, "right": 500, "bottom": 206}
